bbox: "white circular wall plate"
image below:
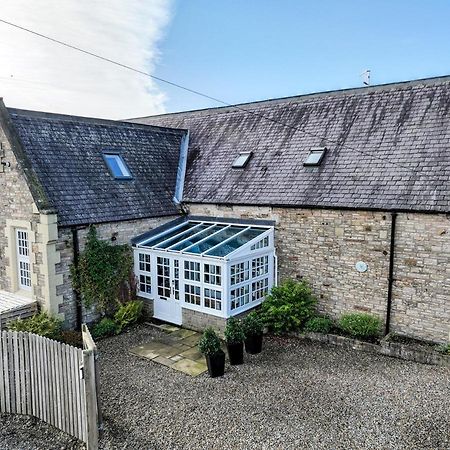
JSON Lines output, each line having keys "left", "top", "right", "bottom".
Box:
{"left": 355, "top": 261, "right": 368, "bottom": 273}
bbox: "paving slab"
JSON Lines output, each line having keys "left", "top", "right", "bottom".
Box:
{"left": 170, "top": 329, "right": 197, "bottom": 340}
{"left": 129, "top": 325, "right": 208, "bottom": 376}
{"left": 171, "top": 358, "right": 207, "bottom": 376}
{"left": 153, "top": 356, "right": 175, "bottom": 367}
{"left": 179, "top": 347, "right": 204, "bottom": 361}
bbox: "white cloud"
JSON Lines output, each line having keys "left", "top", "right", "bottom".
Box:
{"left": 0, "top": 0, "right": 172, "bottom": 119}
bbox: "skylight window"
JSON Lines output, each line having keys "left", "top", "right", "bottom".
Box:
{"left": 103, "top": 153, "right": 132, "bottom": 179}
{"left": 232, "top": 152, "right": 253, "bottom": 168}
{"left": 303, "top": 147, "right": 327, "bottom": 166}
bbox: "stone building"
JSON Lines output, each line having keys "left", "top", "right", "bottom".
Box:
{"left": 1, "top": 75, "right": 450, "bottom": 343}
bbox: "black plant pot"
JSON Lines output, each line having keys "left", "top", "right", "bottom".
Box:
{"left": 226, "top": 341, "right": 244, "bottom": 365}
{"left": 205, "top": 350, "right": 225, "bottom": 377}
{"left": 245, "top": 333, "right": 263, "bottom": 354}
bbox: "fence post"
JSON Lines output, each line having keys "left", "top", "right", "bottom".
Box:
{"left": 83, "top": 347, "right": 98, "bottom": 450}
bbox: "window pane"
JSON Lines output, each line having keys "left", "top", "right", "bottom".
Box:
{"left": 184, "top": 226, "right": 243, "bottom": 254}
{"left": 171, "top": 225, "right": 226, "bottom": 251}
{"left": 142, "top": 222, "right": 199, "bottom": 247}
{"left": 104, "top": 154, "right": 132, "bottom": 178}
{"left": 155, "top": 224, "right": 209, "bottom": 249}
{"left": 206, "top": 228, "right": 265, "bottom": 257}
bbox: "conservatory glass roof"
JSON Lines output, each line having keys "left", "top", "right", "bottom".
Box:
{"left": 137, "top": 220, "right": 269, "bottom": 258}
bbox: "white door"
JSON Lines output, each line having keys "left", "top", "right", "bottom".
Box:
{"left": 154, "top": 256, "right": 182, "bottom": 325}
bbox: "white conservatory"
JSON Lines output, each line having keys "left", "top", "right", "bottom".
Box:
{"left": 133, "top": 217, "right": 276, "bottom": 326}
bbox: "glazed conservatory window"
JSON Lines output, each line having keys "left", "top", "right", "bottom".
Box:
{"left": 252, "top": 255, "right": 269, "bottom": 278}
{"left": 204, "top": 264, "right": 221, "bottom": 285}
{"left": 230, "top": 261, "right": 249, "bottom": 285}
{"left": 185, "top": 284, "right": 201, "bottom": 305}
{"left": 139, "top": 275, "right": 151, "bottom": 294}
{"left": 230, "top": 285, "right": 250, "bottom": 310}
{"left": 251, "top": 236, "right": 269, "bottom": 250}
{"left": 139, "top": 253, "right": 151, "bottom": 272}
{"left": 252, "top": 278, "right": 269, "bottom": 301}
{"left": 184, "top": 261, "right": 201, "bottom": 282}
{"left": 173, "top": 260, "right": 180, "bottom": 300}
{"left": 157, "top": 257, "right": 171, "bottom": 297}
{"left": 204, "top": 288, "right": 222, "bottom": 311}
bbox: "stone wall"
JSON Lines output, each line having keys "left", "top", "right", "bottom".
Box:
{"left": 392, "top": 213, "right": 450, "bottom": 343}
{"left": 0, "top": 124, "right": 62, "bottom": 318}
{"left": 188, "top": 203, "right": 450, "bottom": 343}
{"left": 56, "top": 215, "right": 177, "bottom": 329}
{"left": 182, "top": 308, "right": 227, "bottom": 335}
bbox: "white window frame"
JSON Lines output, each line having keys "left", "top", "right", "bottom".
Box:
{"left": 134, "top": 221, "right": 276, "bottom": 320}
{"left": 16, "top": 229, "right": 31, "bottom": 291}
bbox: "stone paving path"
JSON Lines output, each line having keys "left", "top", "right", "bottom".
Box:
{"left": 129, "top": 324, "right": 208, "bottom": 376}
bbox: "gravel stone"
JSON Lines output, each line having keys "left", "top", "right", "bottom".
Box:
{"left": 2, "top": 324, "right": 449, "bottom": 449}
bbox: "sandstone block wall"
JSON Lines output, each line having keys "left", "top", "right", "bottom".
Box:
{"left": 188, "top": 203, "right": 450, "bottom": 343}
{"left": 56, "top": 215, "right": 177, "bottom": 328}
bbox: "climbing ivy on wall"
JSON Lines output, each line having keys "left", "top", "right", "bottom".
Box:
{"left": 71, "top": 226, "right": 136, "bottom": 316}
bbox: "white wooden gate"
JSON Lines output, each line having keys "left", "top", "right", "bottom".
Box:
{"left": 0, "top": 325, "right": 100, "bottom": 449}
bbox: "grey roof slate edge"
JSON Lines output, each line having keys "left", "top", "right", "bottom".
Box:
{"left": 9, "top": 107, "right": 188, "bottom": 136}
{"left": 0, "top": 99, "right": 55, "bottom": 213}
{"left": 130, "top": 74, "right": 450, "bottom": 120}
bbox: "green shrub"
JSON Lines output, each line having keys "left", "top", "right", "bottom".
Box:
{"left": 92, "top": 318, "right": 118, "bottom": 339}
{"left": 7, "top": 312, "right": 62, "bottom": 340}
{"left": 304, "top": 316, "right": 334, "bottom": 334}
{"left": 261, "top": 279, "right": 317, "bottom": 334}
{"left": 224, "top": 317, "right": 245, "bottom": 344}
{"left": 114, "top": 300, "right": 143, "bottom": 333}
{"left": 71, "top": 225, "right": 135, "bottom": 315}
{"left": 338, "top": 312, "right": 381, "bottom": 340}
{"left": 436, "top": 343, "right": 450, "bottom": 355}
{"left": 242, "top": 311, "right": 264, "bottom": 337}
{"left": 198, "top": 327, "right": 222, "bottom": 356}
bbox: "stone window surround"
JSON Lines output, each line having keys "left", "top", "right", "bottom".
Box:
{"left": 5, "top": 218, "right": 37, "bottom": 298}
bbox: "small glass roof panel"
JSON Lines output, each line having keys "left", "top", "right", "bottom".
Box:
{"left": 183, "top": 226, "right": 243, "bottom": 255}
{"left": 155, "top": 223, "right": 210, "bottom": 249}
{"left": 170, "top": 224, "right": 227, "bottom": 252}
{"left": 141, "top": 222, "right": 199, "bottom": 248}
{"left": 206, "top": 227, "right": 265, "bottom": 257}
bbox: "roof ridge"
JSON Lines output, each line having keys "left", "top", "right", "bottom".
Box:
{"left": 131, "top": 74, "right": 450, "bottom": 120}
{"left": 6, "top": 107, "right": 187, "bottom": 135}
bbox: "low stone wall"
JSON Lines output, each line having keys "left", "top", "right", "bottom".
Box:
{"left": 302, "top": 332, "right": 450, "bottom": 367}
{"left": 182, "top": 309, "right": 227, "bottom": 335}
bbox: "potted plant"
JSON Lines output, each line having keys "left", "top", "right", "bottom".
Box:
{"left": 198, "top": 327, "right": 225, "bottom": 377}
{"left": 242, "top": 311, "right": 264, "bottom": 354}
{"left": 224, "top": 317, "right": 245, "bottom": 365}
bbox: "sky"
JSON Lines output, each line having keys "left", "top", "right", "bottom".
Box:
{"left": 0, "top": 1, "right": 449, "bottom": 119}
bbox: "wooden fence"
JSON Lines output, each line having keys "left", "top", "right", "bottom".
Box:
{"left": 0, "top": 325, "right": 100, "bottom": 449}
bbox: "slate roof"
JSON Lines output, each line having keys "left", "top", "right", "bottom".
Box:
{"left": 133, "top": 75, "right": 450, "bottom": 213}
{"left": 5, "top": 107, "right": 186, "bottom": 226}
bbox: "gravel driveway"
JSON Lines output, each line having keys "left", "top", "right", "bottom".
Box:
{"left": 2, "top": 324, "right": 450, "bottom": 449}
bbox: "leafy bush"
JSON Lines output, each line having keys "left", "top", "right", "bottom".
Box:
{"left": 242, "top": 311, "right": 264, "bottom": 337}
{"left": 71, "top": 225, "right": 135, "bottom": 315}
{"left": 338, "top": 312, "right": 381, "bottom": 340}
{"left": 92, "top": 318, "right": 118, "bottom": 339}
{"left": 304, "top": 316, "right": 334, "bottom": 334}
{"left": 114, "top": 300, "right": 143, "bottom": 333}
{"left": 436, "top": 343, "right": 450, "bottom": 355}
{"left": 224, "top": 317, "right": 245, "bottom": 344}
{"left": 198, "top": 327, "right": 222, "bottom": 356}
{"left": 7, "top": 312, "right": 62, "bottom": 340}
{"left": 261, "top": 279, "right": 317, "bottom": 334}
